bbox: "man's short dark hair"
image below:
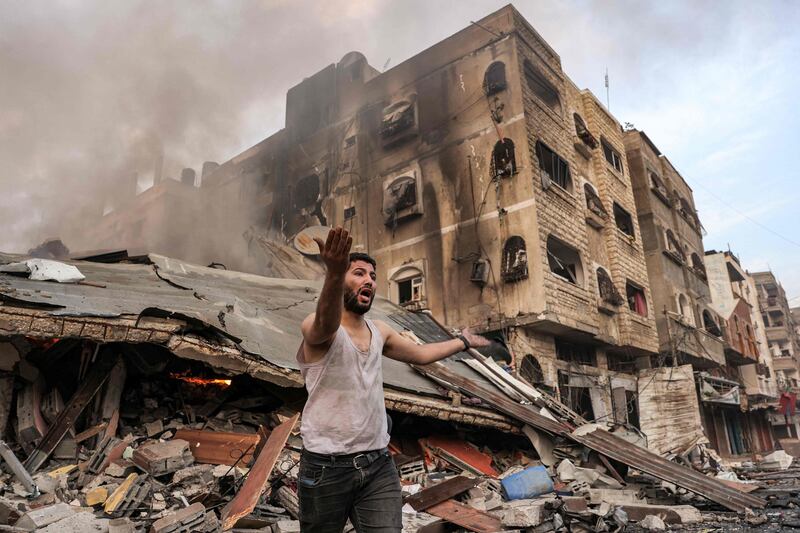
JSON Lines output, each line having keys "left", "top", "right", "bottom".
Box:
{"left": 349, "top": 252, "right": 377, "bottom": 270}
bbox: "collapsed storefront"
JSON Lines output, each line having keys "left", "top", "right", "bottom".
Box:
{"left": 0, "top": 252, "right": 782, "bottom": 531}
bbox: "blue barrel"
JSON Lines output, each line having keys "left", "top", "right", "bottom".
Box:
{"left": 501, "top": 465, "right": 555, "bottom": 500}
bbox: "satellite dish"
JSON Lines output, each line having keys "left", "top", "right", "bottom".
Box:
{"left": 294, "top": 226, "right": 332, "bottom": 255}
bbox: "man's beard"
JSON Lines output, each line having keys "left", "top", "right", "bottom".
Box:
{"left": 344, "top": 289, "right": 372, "bottom": 315}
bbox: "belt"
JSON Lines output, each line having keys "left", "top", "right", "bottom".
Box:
{"left": 302, "top": 448, "right": 389, "bottom": 469}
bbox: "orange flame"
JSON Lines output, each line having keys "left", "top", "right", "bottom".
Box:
{"left": 170, "top": 373, "right": 232, "bottom": 387}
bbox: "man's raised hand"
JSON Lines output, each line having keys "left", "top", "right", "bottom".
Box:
{"left": 314, "top": 227, "right": 353, "bottom": 276}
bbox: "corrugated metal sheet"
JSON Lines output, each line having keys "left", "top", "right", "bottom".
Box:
{"left": 637, "top": 365, "right": 707, "bottom": 456}
{"left": 0, "top": 252, "right": 493, "bottom": 397}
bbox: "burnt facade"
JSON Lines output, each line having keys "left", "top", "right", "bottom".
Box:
{"left": 191, "top": 6, "right": 662, "bottom": 424}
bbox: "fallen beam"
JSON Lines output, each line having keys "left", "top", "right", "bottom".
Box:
{"left": 220, "top": 414, "right": 300, "bottom": 530}
{"left": 426, "top": 500, "right": 502, "bottom": 533}
{"left": 403, "top": 475, "right": 481, "bottom": 511}
{"left": 24, "top": 352, "right": 120, "bottom": 473}
{"left": 415, "top": 361, "right": 765, "bottom": 513}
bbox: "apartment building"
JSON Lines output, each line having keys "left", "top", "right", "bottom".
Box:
{"left": 705, "top": 250, "right": 777, "bottom": 454}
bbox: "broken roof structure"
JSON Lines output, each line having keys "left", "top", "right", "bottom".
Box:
{"left": 0, "top": 252, "right": 767, "bottom": 512}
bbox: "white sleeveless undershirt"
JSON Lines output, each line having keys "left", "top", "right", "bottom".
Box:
{"left": 297, "top": 319, "right": 390, "bottom": 454}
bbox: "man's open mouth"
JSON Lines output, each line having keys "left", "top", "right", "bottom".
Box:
{"left": 358, "top": 287, "right": 373, "bottom": 302}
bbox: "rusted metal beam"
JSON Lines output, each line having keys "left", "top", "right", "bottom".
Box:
{"left": 23, "top": 352, "right": 120, "bottom": 473}
{"left": 220, "top": 413, "right": 299, "bottom": 530}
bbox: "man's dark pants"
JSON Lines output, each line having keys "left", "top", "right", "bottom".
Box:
{"left": 297, "top": 448, "right": 402, "bottom": 533}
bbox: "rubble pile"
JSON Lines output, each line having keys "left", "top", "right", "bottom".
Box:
{"left": 0, "top": 341, "right": 308, "bottom": 532}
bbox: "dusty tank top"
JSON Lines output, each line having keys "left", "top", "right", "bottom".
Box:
{"left": 297, "top": 319, "right": 390, "bottom": 454}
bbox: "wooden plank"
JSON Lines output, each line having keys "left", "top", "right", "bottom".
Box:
{"left": 426, "top": 500, "right": 502, "bottom": 533}
{"left": 74, "top": 422, "right": 107, "bottom": 443}
{"left": 173, "top": 428, "right": 261, "bottom": 466}
{"left": 220, "top": 413, "right": 299, "bottom": 530}
{"left": 403, "top": 476, "right": 480, "bottom": 511}
{"left": 23, "top": 353, "right": 119, "bottom": 473}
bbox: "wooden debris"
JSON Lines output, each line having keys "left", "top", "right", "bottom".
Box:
{"left": 220, "top": 414, "right": 299, "bottom": 530}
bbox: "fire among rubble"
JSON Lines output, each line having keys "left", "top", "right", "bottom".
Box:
{"left": 169, "top": 372, "right": 232, "bottom": 387}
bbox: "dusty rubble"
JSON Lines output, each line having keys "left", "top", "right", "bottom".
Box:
{"left": 0, "top": 344, "right": 794, "bottom": 533}
{"left": 0, "top": 256, "right": 795, "bottom": 532}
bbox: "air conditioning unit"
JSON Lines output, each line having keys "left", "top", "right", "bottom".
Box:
{"left": 470, "top": 260, "right": 489, "bottom": 287}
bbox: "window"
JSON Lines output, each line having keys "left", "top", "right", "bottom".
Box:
{"left": 649, "top": 171, "right": 669, "bottom": 202}
{"left": 677, "top": 294, "right": 695, "bottom": 326}
{"left": 601, "top": 138, "right": 624, "bottom": 174}
{"left": 597, "top": 267, "right": 623, "bottom": 306}
{"left": 703, "top": 310, "right": 722, "bottom": 337}
{"left": 555, "top": 339, "right": 597, "bottom": 366}
{"left": 492, "top": 139, "right": 516, "bottom": 178}
{"left": 665, "top": 229, "right": 685, "bottom": 262}
{"left": 573, "top": 113, "right": 597, "bottom": 148}
{"left": 382, "top": 173, "right": 422, "bottom": 227}
{"left": 536, "top": 141, "right": 572, "bottom": 191}
{"left": 691, "top": 253, "right": 706, "bottom": 277}
{"left": 613, "top": 202, "right": 634, "bottom": 237}
{"left": 547, "top": 235, "right": 583, "bottom": 285}
{"left": 501, "top": 236, "right": 528, "bottom": 282}
{"left": 584, "top": 183, "right": 607, "bottom": 218}
{"left": 678, "top": 197, "right": 697, "bottom": 227}
{"left": 523, "top": 60, "right": 561, "bottom": 113}
{"left": 381, "top": 100, "right": 415, "bottom": 137}
{"left": 556, "top": 339, "right": 596, "bottom": 366}
{"left": 398, "top": 276, "right": 423, "bottom": 305}
{"left": 392, "top": 267, "right": 425, "bottom": 307}
{"left": 483, "top": 62, "right": 507, "bottom": 96}
{"left": 519, "top": 354, "right": 545, "bottom": 386}
{"left": 293, "top": 174, "right": 320, "bottom": 211}
{"left": 626, "top": 281, "right": 647, "bottom": 317}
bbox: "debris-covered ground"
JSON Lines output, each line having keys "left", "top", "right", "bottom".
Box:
{"left": 0, "top": 255, "right": 796, "bottom": 532}
{"left": 0, "top": 340, "right": 798, "bottom": 533}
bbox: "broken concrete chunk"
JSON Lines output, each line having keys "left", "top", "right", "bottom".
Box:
{"left": 86, "top": 486, "right": 109, "bottom": 506}
{"left": 132, "top": 439, "right": 193, "bottom": 476}
{"left": 639, "top": 514, "right": 666, "bottom": 530}
{"left": 38, "top": 510, "right": 110, "bottom": 533}
{"left": 16, "top": 502, "right": 75, "bottom": 530}
{"left": 149, "top": 502, "right": 214, "bottom": 533}
{"left": 274, "top": 519, "right": 302, "bottom": 533}
{"left": 618, "top": 504, "right": 702, "bottom": 525}
{"left": 497, "top": 498, "right": 554, "bottom": 528}
{"left": 108, "top": 517, "right": 135, "bottom": 533}
{"left": 105, "top": 459, "right": 136, "bottom": 478}
{"left": 145, "top": 420, "right": 164, "bottom": 437}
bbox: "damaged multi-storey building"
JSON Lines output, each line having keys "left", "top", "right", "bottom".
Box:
{"left": 752, "top": 271, "right": 800, "bottom": 438}
{"left": 52, "top": 3, "right": 797, "bottom": 461}
{"left": 4, "top": 4, "right": 800, "bottom": 530}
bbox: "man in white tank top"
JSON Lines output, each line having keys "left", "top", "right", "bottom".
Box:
{"left": 297, "top": 227, "right": 489, "bottom": 533}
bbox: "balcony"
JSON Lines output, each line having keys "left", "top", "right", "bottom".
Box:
{"left": 666, "top": 316, "right": 725, "bottom": 368}
{"left": 766, "top": 326, "right": 790, "bottom": 343}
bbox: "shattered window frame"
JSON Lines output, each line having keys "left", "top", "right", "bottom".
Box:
{"left": 380, "top": 100, "right": 416, "bottom": 139}
{"left": 612, "top": 202, "right": 635, "bottom": 238}
{"left": 546, "top": 235, "right": 582, "bottom": 286}
{"left": 596, "top": 267, "right": 624, "bottom": 306}
{"left": 501, "top": 235, "right": 529, "bottom": 282}
{"left": 491, "top": 138, "right": 517, "bottom": 178}
{"left": 536, "top": 141, "right": 572, "bottom": 191}
{"left": 573, "top": 112, "right": 598, "bottom": 149}
{"left": 583, "top": 182, "right": 607, "bottom": 218}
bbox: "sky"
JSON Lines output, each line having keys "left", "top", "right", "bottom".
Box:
{"left": 1, "top": 0, "right": 798, "bottom": 301}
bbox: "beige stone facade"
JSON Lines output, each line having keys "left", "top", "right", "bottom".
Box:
{"left": 623, "top": 130, "right": 725, "bottom": 368}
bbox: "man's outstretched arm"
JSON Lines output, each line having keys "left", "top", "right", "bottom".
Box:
{"left": 377, "top": 321, "right": 490, "bottom": 365}
{"left": 301, "top": 227, "right": 353, "bottom": 346}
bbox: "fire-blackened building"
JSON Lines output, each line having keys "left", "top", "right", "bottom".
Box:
{"left": 192, "top": 5, "right": 662, "bottom": 426}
